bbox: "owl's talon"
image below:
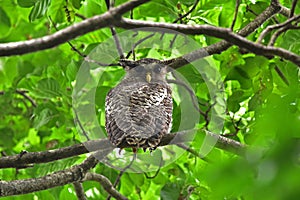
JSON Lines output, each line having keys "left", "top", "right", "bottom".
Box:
{"left": 118, "top": 148, "right": 123, "bottom": 155}
{"left": 132, "top": 147, "right": 137, "bottom": 154}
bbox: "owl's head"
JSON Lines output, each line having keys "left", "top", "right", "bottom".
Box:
{"left": 120, "top": 58, "right": 169, "bottom": 83}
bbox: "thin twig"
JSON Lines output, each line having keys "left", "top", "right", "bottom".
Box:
{"left": 289, "top": 0, "right": 298, "bottom": 18}
{"left": 203, "top": 98, "right": 217, "bottom": 128}
{"left": 167, "top": 78, "right": 206, "bottom": 116}
{"left": 73, "top": 108, "right": 90, "bottom": 141}
{"left": 231, "top": 0, "right": 240, "bottom": 30}
{"left": 144, "top": 156, "right": 163, "bottom": 179}
{"left": 125, "top": 33, "right": 155, "bottom": 59}
{"left": 111, "top": 27, "right": 125, "bottom": 59}
{"left": 50, "top": 16, "right": 119, "bottom": 67}
{"left": 176, "top": 143, "right": 211, "bottom": 163}
{"left": 173, "top": 0, "right": 199, "bottom": 23}
{"left": 84, "top": 56, "right": 120, "bottom": 66}
{"left": 15, "top": 90, "right": 37, "bottom": 107}
{"left": 257, "top": 14, "right": 300, "bottom": 44}
{"left": 268, "top": 25, "right": 300, "bottom": 46}
{"left": 274, "top": 65, "right": 289, "bottom": 86}
{"left": 106, "top": 154, "right": 136, "bottom": 200}
{"left": 75, "top": 13, "right": 87, "bottom": 20}
{"left": 105, "top": 0, "right": 125, "bottom": 59}
{"left": 0, "top": 90, "right": 37, "bottom": 107}
{"left": 113, "top": 154, "right": 136, "bottom": 187}
{"left": 84, "top": 172, "right": 128, "bottom": 200}
{"left": 169, "top": 34, "right": 178, "bottom": 49}
{"left": 116, "top": 17, "right": 300, "bottom": 66}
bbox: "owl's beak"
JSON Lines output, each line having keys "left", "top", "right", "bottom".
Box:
{"left": 146, "top": 72, "right": 151, "bottom": 83}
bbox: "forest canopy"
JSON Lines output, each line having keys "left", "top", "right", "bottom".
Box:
{"left": 0, "top": 0, "right": 299, "bottom": 199}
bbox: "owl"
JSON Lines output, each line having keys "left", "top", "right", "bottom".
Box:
{"left": 105, "top": 58, "right": 173, "bottom": 152}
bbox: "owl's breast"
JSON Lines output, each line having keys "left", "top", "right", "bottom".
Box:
{"left": 105, "top": 82, "right": 173, "bottom": 148}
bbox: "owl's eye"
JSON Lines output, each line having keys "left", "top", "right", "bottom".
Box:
{"left": 134, "top": 66, "right": 145, "bottom": 72}
{"left": 153, "top": 65, "right": 162, "bottom": 73}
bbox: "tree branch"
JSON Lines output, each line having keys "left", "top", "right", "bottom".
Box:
{"left": 289, "top": 0, "right": 298, "bottom": 17}
{"left": 166, "top": 1, "right": 282, "bottom": 68}
{"left": 257, "top": 14, "right": 300, "bottom": 44}
{"left": 105, "top": 0, "right": 125, "bottom": 59}
{"left": 115, "top": 18, "right": 300, "bottom": 66}
{"left": 173, "top": 0, "right": 199, "bottom": 23}
{"left": 231, "top": 0, "right": 240, "bottom": 30}
{"left": 84, "top": 172, "right": 128, "bottom": 200}
{"left": 0, "top": 0, "right": 283, "bottom": 65}
{"left": 0, "top": 129, "right": 246, "bottom": 169}
{"left": 0, "top": 139, "right": 114, "bottom": 169}
{"left": 73, "top": 182, "right": 87, "bottom": 200}
{"left": 0, "top": 156, "right": 98, "bottom": 197}
{"left": 0, "top": 0, "right": 150, "bottom": 56}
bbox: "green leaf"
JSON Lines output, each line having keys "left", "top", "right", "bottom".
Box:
{"left": 226, "top": 67, "right": 252, "bottom": 89}
{"left": 129, "top": 173, "right": 144, "bottom": 186}
{"left": 35, "top": 78, "right": 61, "bottom": 98}
{"left": 0, "top": 128, "right": 15, "bottom": 149}
{"left": 59, "top": 186, "right": 76, "bottom": 200}
{"left": 0, "top": 7, "right": 11, "bottom": 27}
{"left": 17, "top": 0, "right": 37, "bottom": 7}
{"left": 227, "top": 90, "right": 245, "bottom": 112}
{"left": 120, "top": 174, "right": 135, "bottom": 196}
{"left": 71, "top": 0, "right": 83, "bottom": 9}
{"left": 18, "top": 61, "right": 35, "bottom": 77}
{"left": 235, "top": 67, "right": 250, "bottom": 79}
{"left": 248, "top": 92, "right": 263, "bottom": 111}
{"left": 66, "top": 60, "right": 78, "bottom": 81}
{"left": 161, "top": 183, "right": 181, "bottom": 200}
{"left": 33, "top": 108, "right": 54, "bottom": 129}
{"left": 1, "top": 57, "right": 19, "bottom": 88}
{"left": 95, "top": 86, "right": 111, "bottom": 108}
{"left": 219, "top": 1, "right": 235, "bottom": 27}
{"left": 29, "top": 0, "right": 51, "bottom": 22}
{"left": 48, "top": 0, "right": 66, "bottom": 23}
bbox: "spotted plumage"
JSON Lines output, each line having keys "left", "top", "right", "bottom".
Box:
{"left": 105, "top": 58, "right": 173, "bottom": 151}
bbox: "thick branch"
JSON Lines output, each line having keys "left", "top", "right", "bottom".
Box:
{"left": 0, "top": 129, "right": 246, "bottom": 169}
{"left": 115, "top": 18, "right": 300, "bottom": 66}
{"left": 167, "top": 1, "right": 282, "bottom": 68}
{"left": 0, "top": 0, "right": 283, "bottom": 63}
{"left": 0, "top": 0, "right": 149, "bottom": 56}
{"left": 0, "top": 143, "right": 86, "bottom": 169}
{"left": 0, "top": 139, "right": 113, "bottom": 169}
{"left": 0, "top": 156, "right": 98, "bottom": 197}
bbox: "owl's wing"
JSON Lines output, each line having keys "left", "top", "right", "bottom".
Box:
{"left": 130, "top": 83, "right": 172, "bottom": 131}
{"left": 105, "top": 82, "right": 172, "bottom": 148}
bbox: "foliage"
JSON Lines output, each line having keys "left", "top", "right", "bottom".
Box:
{"left": 0, "top": 0, "right": 300, "bottom": 199}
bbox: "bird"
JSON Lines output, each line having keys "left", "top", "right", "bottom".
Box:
{"left": 105, "top": 58, "right": 173, "bottom": 152}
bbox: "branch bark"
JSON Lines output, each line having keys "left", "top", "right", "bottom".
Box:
{"left": 84, "top": 172, "right": 128, "bottom": 200}
{"left": 0, "top": 0, "right": 149, "bottom": 56}
{"left": 0, "top": 129, "right": 246, "bottom": 169}
{"left": 0, "top": 156, "right": 98, "bottom": 196}
{"left": 166, "top": 1, "right": 283, "bottom": 68}
{"left": 73, "top": 182, "right": 87, "bottom": 200}
{"left": 0, "top": 0, "right": 296, "bottom": 68}
{"left": 115, "top": 18, "right": 300, "bottom": 67}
